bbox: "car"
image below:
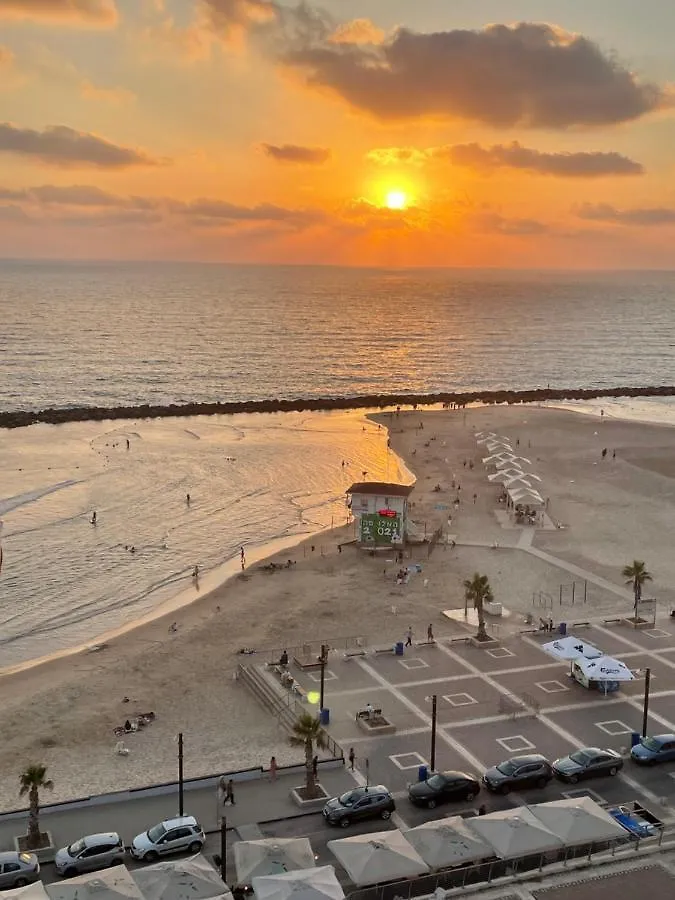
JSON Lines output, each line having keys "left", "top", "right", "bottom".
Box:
{"left": 55, "top": 832, "right": 125, "bottom": 877}
{"left": 322, "top": 785, "right": 396, "bottom": 827}
{"left": 408, "top": 771, "right": 480, "bottom": 809}
{"left": 0, "top": 851, "right": 40, "bottom": 890}
{"left": 130, "top": 815, "right": 205, "bottom": 861}
{"left": 630, "top": 734, "right": 675, "bottom": 766}
{"left": 552, "top": 747, "right": 623, "bottom": 783}
{"left": 482, "top": 754, "right": 553, "bottom": 794}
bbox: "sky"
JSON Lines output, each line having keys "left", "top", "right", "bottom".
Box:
{"left": 0, "top": 0, "right": 675, "bottom": 267}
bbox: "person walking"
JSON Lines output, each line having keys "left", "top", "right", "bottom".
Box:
{"left": 405, "top": 626, "right": 413, "bottom": 647}
{"left": 269, "top": 756, "right": 277, "bottom": 781}
{"left": 348, "top": 747, "right": 355, "bottom": 770}
{"left": 427, "top": 624, "right": 434, "bottom": 641}
{"left": 225, "top": 779, "right": 235, "bottom": 805}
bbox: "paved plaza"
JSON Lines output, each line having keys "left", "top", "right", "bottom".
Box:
{"left": 278, "top": 617, "right": 675, "bottom": 819}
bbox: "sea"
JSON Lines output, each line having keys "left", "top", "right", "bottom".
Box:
{"left": 2, "top": 260, "right": 675, "bottom": 670}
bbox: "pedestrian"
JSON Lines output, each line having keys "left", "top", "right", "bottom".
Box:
{"left": 612, "top": 450, "right": 616, "bottom": 458}
{"left": 312, "top": 755, "right": 318, "bottom": 778}
{"left": 348, "top": 747, "right": 355, "bottom": 770}
{"left": 478, "top": 805, "right": 487, "bottom": 816}
{"left": 338, "top": 544, "right": 342, "bottom": 554}
{"left": 193, "top": 565, "right": 199, "bottom": 580}
{"left": 90, "top": 510, "right": 97, "bottom": 525}
{"left": 601, "top": 447, "right": 607, "bottom": 459}
{"left": 186, "top": 493, "right": 190, "bottom": 506}
{"left": 427, "top": 623, "right": 434, "bottom": 641}
{"left": 269, "top": 756, "right": 277, "bottom": 781}
{"left": 473, "top": 493, "right": 477, "bottom": 504}
{"left": 405, "top": 626, "right": 413, "bottom": 647}
{"left": 548, "top": 617, "right": 554, "bottom": 633}
{"left": 225, "top": 779, "right": 235, "bottom": 805}
{"left": 126, "top": 438, "right": 130, "bottom": 450}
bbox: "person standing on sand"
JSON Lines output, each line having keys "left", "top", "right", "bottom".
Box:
{"left": 405, "top": 626, "right": 413, "bottom": 647}
{"left": 90, "top": 511, "right": 97, "bottom": 525}
{"left": 186, "top": 493, "right": 191, "bottom": 506}
{"left": 240, "top": 546, "right": 246, "bottom": 570}
{"left": 126, "top": 439, "right": 130, "bottom": 450}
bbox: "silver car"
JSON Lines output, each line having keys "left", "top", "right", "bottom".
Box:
{"left": 54, "top": 833, "right": 125, "bottom": 877}
{"left": 130, "top": 816, "right": 205, "bottom": 862}
{"left": 0, "top": 851, "right": 40, "bottom": 889}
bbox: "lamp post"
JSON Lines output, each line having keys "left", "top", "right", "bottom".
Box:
{"left": 220, "top": 817, "right": 227, "bottom": 883}
{"left": 642, "top": 668, "right": 651, "bottom": 738}
{"left": 319, "top": 644, "right": 327, "bottom": 713}
{"left": 425, "top": 694, "right": 438, "bottom": 773}
{"left": 177, "top": 732, "right": 184, "bottom": 817}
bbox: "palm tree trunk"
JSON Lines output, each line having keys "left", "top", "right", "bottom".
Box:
{"left": 476, "top": 599, "right": 489, "bottom": 641}
{"left": 305, "top": 739, "right": 316, "bottom": 798}
{"left": 28, "top": 786, "right": 40, "bottom": 845}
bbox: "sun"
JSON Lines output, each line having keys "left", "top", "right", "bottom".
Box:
{"left": 385, "top": 190, "right": 407, "bottom": 210}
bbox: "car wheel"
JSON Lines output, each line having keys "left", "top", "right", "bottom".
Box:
{"left": 465, "top": 792, "right": 476, "bottom": 802}
{"left": 500, "top": 784, "right": 510, "bottom": 795}
{"left": 14, "top": 878, "right": 29, "bottom": 888}
{"left": 188, "top": 841, "right": 202, "bottom": 854}
{"left": 64, "top": 868, "right": 78, "bottom": 879}
{"left": 568, "top": 775, "right": 579, "bottom": 784}
{"left": 609, "top": 766, "right": 618, "bottom": 776}
{"left": 340, "top": 818, "right": 351, "bottom": 828}
{"left": 427, "top": 799, "right": 437, "bottom": 810}
{"left": 145, "top": 851, "right": 159, "bottom": 863}
{"left": 536, "top": 777, "right": 548, "bottom": 789}
{"left": 381, "top": 809, "right": 392, "bottom": 820}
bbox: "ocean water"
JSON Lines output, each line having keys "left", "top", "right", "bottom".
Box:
{"left": 2, "top": 260, "right": 675, "bottom": 668}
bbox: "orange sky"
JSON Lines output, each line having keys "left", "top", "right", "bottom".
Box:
{"left": 1, "top": 0, "right": 674, "bottom": 267}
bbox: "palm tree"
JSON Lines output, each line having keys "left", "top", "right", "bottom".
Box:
{"left": 622, "top": 560, "right": 652, "bottom": 616}
{"left": 463, "top": 572, "right": 494, "bottom": 642}
{"left": 19, "top": 764, "right": 53, "bottom": 849}
{"left": 289, "top": 712, "right": 328, "bottom": 799}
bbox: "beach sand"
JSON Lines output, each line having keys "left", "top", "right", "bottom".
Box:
{"left": 2, "top": 403, "right": 675, "bottom": 811}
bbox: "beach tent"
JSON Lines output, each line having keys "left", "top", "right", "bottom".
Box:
{"left": 528, "top": 798, "right": 627, "bottom": 846}
{"left": 488, "top": 470, "right": 526, "bottom": 483}
{"left": 576, "top": 656, "right": 635, "bottom": 682}
{"left": 46, "top": 866, "right": 145, "bottom": 900}
{"left": 252, "top": 867, "right": 344, "bottom": 900}
{"left": 2, "top": 883, "right": 50, "bottom": 900}
{"left": 508, "top": 488, "right": 544, "bottom": 505}
{"left": 542, "top": 636, "right": 603, "bottom": 661}
{"left": 467, "top": 808, "right": 563, "bottom": 860}
{"left": 404, "top": 817, "right": 495, "bottom": 869}
{"left": 327, "top": 830, "right": 429, "bottom": 886}
{"left": 234, "top": 839, "right": 316, "bottom": 884}
{"left": 132, "top": 854, "right": 233, "bottom": 900}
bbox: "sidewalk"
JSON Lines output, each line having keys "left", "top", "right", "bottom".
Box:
{"left": 0, "top": 765, "right": 357, "bottom": 856}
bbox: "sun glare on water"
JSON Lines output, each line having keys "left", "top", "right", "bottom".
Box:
{"left": 385, "top": 190, "right": 407, "bottom": 210}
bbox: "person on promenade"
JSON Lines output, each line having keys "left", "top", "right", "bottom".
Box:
{"left": 405, "top": 626, "right": 413, "bottom": 647}
{"left": 279, "top": 649, "right": 289, "bottom": 667}
{"left": 349, "top": 748, "right": 355, "bottom": 770}
{"left": 427, "top": 624, "right": 434, "bottom": 642}
{"left": 270, "top": 756, "right": 277, "bottom": 781}
{"left": 225, "top": 779, "right": 235, "bottom": 805}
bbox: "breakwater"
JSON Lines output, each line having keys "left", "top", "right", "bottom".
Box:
{"left": 2, "top": 386, "right": 675, "bottom": 429}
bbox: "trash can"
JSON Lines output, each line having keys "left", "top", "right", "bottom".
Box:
{"left": 320, "top": 708, "right": 330, "bottom": 726}
{"left": 418, "top": 765, "right": 428, "bottom": 782}
{"left": 558, "top": 622, "right": 567, "bottom": 636}
{"left": 631, "top": 732, "right": 641, "bottom": 747}
{"left": 395, "top": 641, "right": 404, "bottom": 656}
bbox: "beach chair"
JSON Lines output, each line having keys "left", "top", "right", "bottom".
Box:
{"left": 115, "top": 741, "right": 130, "bottom": 756}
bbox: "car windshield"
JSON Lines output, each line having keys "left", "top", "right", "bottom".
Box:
{"left": 569, "top": 750, "right": 593, "bottom": 765}
{"left": 426, "top": 774, "right": 445, "bottom": 789}
{"left": 147, "top": 823, "right": 167, "bottom": 842}
{"left": 496, "top": 761, "right": 516, "bottom": 775}
{"left": 67, "top": 839, "right": 86, "bottom": 855}
{"left": 641, "top": 737, "right": 661, "bottom": 751}
{"left": 338, "top": 791, "right": 358, "bottom": 807}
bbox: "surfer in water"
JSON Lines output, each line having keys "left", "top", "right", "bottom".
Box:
{"left": 90, "top": 511, "right": 97, "bottom": 526}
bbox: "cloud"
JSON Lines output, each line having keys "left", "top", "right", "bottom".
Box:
{"left": 178, "top": 198, "right": 324, "bottom": 228}
{"left": 261, "top": 143, "right": 330, "bottom": 164}
{"left": 0, "top": 0, "right": 118, "bottom": 27}
{"left": 328, "top": 18, "right": 384, "bottom": 45}
{"left": 577, "top": 203, "right": 675, "bottom": 226}
{"left": 0, "top": 123, "right": 164, "bottom": 168}
{"left": 200, "top": 0, "right": 277, "bottom": 42}
{"left": 0, "top": 45, "right": 14, "bottom": 67}
{"left": 471, "top": 212, "right": 551, "bottom": 235}
{"left": 438, "top": 142, "right": 644, "bottom": 177}
{"left": 285, "top": 21, "right": 668, "bottom": 127}
{"left": 365, "top": 147, "right": 428, "bottom": 166}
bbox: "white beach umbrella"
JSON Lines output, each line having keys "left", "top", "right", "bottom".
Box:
{"left": 404, "top": 818, "right": 494, "bottom": 869}
{"left": 528, "top": 798, "right": 627, "bottom": 846}
{"left": 541, "top": 636, "right": 603, "bottom": 661}
{"left": 482, "top": 453, "right": 515, "bottom": 464}
{"left": 467, "top": 808, "right": 563, "bottom": 860}
{"left": 508, "top": 488, "right": 544, "bottom": 504}
{"left": 328, "top": 831, "right": 429, "bottom": 886}
{"left": 234, "top": 839, "right": 316, "bottom": 884}
{"left": 252, "top": 866, "right": 344, "bottom": 900}
{"left": 488, "top": 470, "right": 525, "bottom": 483}
{"left": 576, "top": 656, "right": 635, "bottom": 682}
{"left": 2, "top": 884, "right": 50, "bottom": 900}
{"left": 485, "top": 443, "right": 513, "bottom": 454}
{"left": 46, "top": 866, "right": 145, "bottom": 900}
{"left": 132, "top": 854, "right": 233, "bottom": 900}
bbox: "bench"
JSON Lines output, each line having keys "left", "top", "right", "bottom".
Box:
{"left": 604, "top": 618, "right": 622, "bottom": 625}
{"left": 450, "top": 636, "right": 471, "bottom": 643}
{"left": 519, "top": 629, "right": 539, "bottom": 634}
{"left": 344, "top": 649, "right": 367, "bottom": 658}
{"left": 572, "top": 621, "right": 591, "bottom": 628}
{"left": 291, "top": 682, "right": 307, "bottom": 701}
{"left": 373, "top": 645, "right": 395, "bottom": 655}
{"left": 356, "top": 708, "right": 382, "bottom": 721}
{"left": 415, "top": 640, "right": 436, "bottom": 648}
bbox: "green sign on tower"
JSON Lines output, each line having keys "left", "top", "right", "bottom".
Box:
{"left": 360, "top": 512, "right": 403, "bottom": 545}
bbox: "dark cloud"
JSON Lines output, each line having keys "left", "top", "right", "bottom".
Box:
{"left": 285, "top": 22, "right": 668, "bottom": 128}
{"left": 577, "top": 203, "right": 675, "bottom": 226}
{"left": 0, "top": 0, "right": 117, "bottom": 26}
{"left": 179, "top": 198, "right": 324, "bottom": 227}
{"left": 261, "top": 143, "right": 331, "bottom": 164}
{"left": 439, "top": 142, "right": 643, "bottom": 177}
{"left": 0, "top": 123, "right": 164, "bottom": 168}
{"left": 30, "top": 184, "right": 122, "bottom": 205}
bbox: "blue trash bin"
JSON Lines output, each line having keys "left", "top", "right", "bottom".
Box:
{"left": 631, "top": 732, "right": 640, "bottom": 747}
{"left": 418, "top": 765, "right": 428, "bottom": 782}
{"left": 395, "top": 641, "right": 404, "bottom": 656}
{"left": 558, "top": 622, "right": 567, "bottom": 636}
{"left": 320, "top": 708, "right": 330, "bottom": 726}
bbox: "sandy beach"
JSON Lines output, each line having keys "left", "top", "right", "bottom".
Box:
{"left": 2, "top": 403, "right": 675, "bottom": 811}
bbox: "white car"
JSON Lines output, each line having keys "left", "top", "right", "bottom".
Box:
{"left": 54, "top": 833, "right": 125, "bottom": 877}
{"left": 130, "top": 815, "right": 205, "bottom": 861}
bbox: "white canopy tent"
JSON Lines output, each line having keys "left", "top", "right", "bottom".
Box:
{"left": 327, "top": 831, "right": 429, "bottom": 886}
{"left": 494, "top": 457, "right": 530, "bottom": 470}
{"left": 2, "top": 884, "right": 50, "bottom": 900}
{"left": 234, "top": 839, "right": 316, "bottom": 884}
{"left": 488, "top": 470, "right": 526, "bottom": 483}
{"left": 132, "top": 855, "right": 233, "bottom": 900}
{"left": 576, "top": 656, "right": 635, "bottom": 682}
{"left": 404, "top": 818, "right": 494, "bottom": 869}
{"left": 252, "top": 867, "right": 344, "bottom": 900}
{"left": 46, "top": 866, "right": 145, "bottom": 900}
{"left": 467, "top": 808, "right": 564, "bottom": 859}
{"left": 542, "top": 636, "right": 602, "bottom": 661}
{"left": 528, "top": 798, "right": 627, "bottom": 846}
{"left": 508, "top": 488, "right": 544, "bottom": 505}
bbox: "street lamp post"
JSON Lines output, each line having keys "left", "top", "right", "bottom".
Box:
{"left": 177, "top": 732, "right": 184, "bottom": 817}
{"left": 642, "top": 668, "right": 651, "bottom": 738}
{"left": 430, "top": 695, "right": 437, "bottom": 772}
{"left": 220, "top": 818, "right": 227, "bottom": 883}
{"left": 319, "top": 644, "right": 327, "bottom": 712}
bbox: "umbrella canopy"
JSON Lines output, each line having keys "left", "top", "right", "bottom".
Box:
{"left": 509, "top": 488, "right": 544, "bottom": 504}
{"left": 404, "top": 817, "right": 494, "bottom": 869}
{"left": 328, "top": 830, "right": 429, "bottom": 886}
{"left": 488, "top": 470, "right": 525, "bottom": 483}
{"left": 528, "top": 798, "right": 627, "bottom": 845}
{"left": 542, "top": 636, "right": 603, "bottom": 661}
{"left": 252, "top": 867, "right": 344, "bottom": 900}
{"left": 467, "top": 808, "right": 563, "bottom": 860}
{"left": 46, "top": 866, "right": 144, "bottom": 900}
{"left": 576, "top": 656, "right": 635, "bottom": 682}
{"left": 3, "top": 884, "right": 50, "bottom": 900}
{"left": 133, "top": 855, "right": 233, "bottom": 900}
{"left": 234, "top": 839, "right": 316, "bottom": 884}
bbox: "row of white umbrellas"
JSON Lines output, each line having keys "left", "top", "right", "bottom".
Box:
{"left": 476, "top": 431, "right": 545, "bottom": 506}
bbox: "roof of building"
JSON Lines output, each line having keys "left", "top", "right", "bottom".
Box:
{"left": 346, "top": 482, "right": 415, "bottom": 497}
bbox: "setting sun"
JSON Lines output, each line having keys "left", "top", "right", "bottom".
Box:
{"left": 385, "top": 190, "right": 408, "bottom": 210}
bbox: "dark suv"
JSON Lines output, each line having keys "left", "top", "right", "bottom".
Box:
{"left": 323, "top": 785, "right": 396, "bottom": 827}
{"left": 483, "top": 754, "right": 553, "bottom": 794}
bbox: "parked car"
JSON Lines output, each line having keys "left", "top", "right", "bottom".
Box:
{"left": 408, "top": 771, "right": 480, "bottom": 808}
{"left": 130, "top": 815, "right": 205, "bottom": 861}
{"left": 482, "top": 754, "right": 553, "bottom": 794}
{"left": 55, "top": 832, "right": 125, "bottom": 877}
{"left": 630, "top": 734, "right": 675, "bottom": 766}
{"left": 323, "top": 785, "right": 396, "bottom": 827}
{"left": 0, "top": 852, "right": 40, "bottom": 890}
{"left": 552, "top": 747, "right": 623, "bottom": 783}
